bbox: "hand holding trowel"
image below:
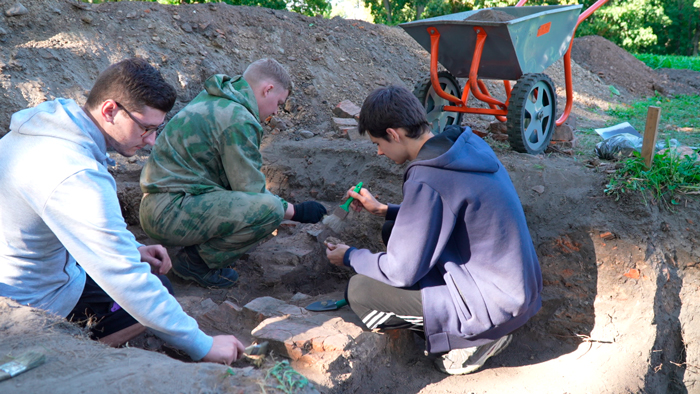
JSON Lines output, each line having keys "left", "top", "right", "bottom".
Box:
{"left": 322, "top": 182, "right": 363, "bottom": 233}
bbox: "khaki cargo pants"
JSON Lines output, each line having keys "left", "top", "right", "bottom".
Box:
{"left": 140, "top": 190, "right": 285, "bottom": 269}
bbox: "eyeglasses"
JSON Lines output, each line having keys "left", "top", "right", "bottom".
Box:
{"left": 114, "top": 102, "right": 165, "bottom": 138}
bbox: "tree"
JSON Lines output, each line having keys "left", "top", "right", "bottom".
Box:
{"left": 576, "top": 0, "right": 669, "bottom": 53}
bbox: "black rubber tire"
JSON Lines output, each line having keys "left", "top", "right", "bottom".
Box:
{"left": 506, "top": 73, "right": 556, "bottom": 154}
{"left": 413, "top": 71, "right": 463, "bottom": 135}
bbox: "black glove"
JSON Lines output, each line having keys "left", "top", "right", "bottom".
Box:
{"left": 292, "top": 201, "right": 327, "bottom": 223}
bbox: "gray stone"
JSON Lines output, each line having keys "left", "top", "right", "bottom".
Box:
{"left": 300, "top": 130, "right": 314, "bottom": 139}
{"left": 5, "top": 2, "right": 28, "bottom": 17}
{"left": 347, "top": 127, "right": 368, "bottom": 141}
{"left": 332, "top": 117, "right": 357, "bottom": 134}
{"left": 200, "top": 298, "right": 218, "bottom": 313}
{"left": 181, "top": 23, "right": 193, "bottom": 33}
{"left": 81, "top": 15, "right": 93, "bottom": 24}
{"left": 284, "top": 97, "right": 296, "bottom": 113}
{"left": 244, "top": 296, "right": 310, "bottom": 324}
{"left": 269, "top": 116, "right": 288, "bottom": 131}
{"left": 0, "top": 27, "right": 7, "bottom": 36}
{"left": 305, "top": 228, "right": 323, "bottom": 238}
{"left": 532, "top": 185, "right": 545, "bottom": 194}
{"left": 290, "top": 293, "right": 311, "bottom": 302}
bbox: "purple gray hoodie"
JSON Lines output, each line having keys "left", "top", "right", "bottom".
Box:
{"left": 346, "top": 126, "right": 542, "bottom": 353}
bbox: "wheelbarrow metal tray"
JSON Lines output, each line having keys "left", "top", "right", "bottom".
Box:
{"left": 400, "top": 5, "right": 582, "bottom": 81}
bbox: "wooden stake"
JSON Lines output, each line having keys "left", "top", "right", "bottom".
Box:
{"left": 641, "top": 106, "right": 661, "bottom": 169}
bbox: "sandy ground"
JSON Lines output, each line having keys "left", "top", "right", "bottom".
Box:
{"left": 1, "top": 0, "right": 700, "bottom": 393}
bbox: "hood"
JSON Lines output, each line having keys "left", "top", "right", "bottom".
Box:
{"left": 407, "top": 125, "right": 500, "bottom": 178}
{"left": 204, "top": 74, "right": 259, "bottom": 121}
{"left": 9, "top": 98, "right": 109, "bottom": 164}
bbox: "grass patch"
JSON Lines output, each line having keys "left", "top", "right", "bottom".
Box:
{"left": 265, "top": 360, "right": 310, "bottom": 394}
{"left": 605, "top": 94, "right": 700, "bottom": 148}
{"left": 604, "top": 149, "right": 700, "bottom": 210}
{"left": 634, "top": 53, "right": 700, "bottom": 72}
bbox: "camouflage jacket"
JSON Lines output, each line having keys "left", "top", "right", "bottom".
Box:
{"left": 141, "top": 74, "right": 285, "bottom": 207}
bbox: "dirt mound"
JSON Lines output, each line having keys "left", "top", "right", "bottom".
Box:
{"left": 0, "top": 0, "right": 433, "bottom": 138}
{"left": 571, "top": 35, "right": 661, "bottom": 97}
{"left": 570, "top": 35, "right": 698, "bottom": 97}
{"left": 465, "top": 9, "right": 517, "bottom": 22}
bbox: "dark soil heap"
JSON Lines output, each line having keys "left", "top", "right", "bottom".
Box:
{"left": 464, "top": 9, "right": 517, "bottom": 22}
{"left": 570, "top": 35, "right": 699, "bottom": 97}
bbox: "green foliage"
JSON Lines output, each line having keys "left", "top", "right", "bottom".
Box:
{"left": 576, "top": 0, "right": 670, "bottom": 53}
{"left": 265, "top": 360, "right": 309, "bottom": 394}
{"left": 604, "top": 149, "right": 700, "bottom": 209}
{"left": 577, "top": 0, "right": 700, "bottom": 55}
{"left": 606, "top": 94, "right": 700, "bottom": 148}
{"left": 634, "top": 53, "right": 700, "bottom": 71}
{"left": 288, "top": 0, "right": 331, "bottom": 16}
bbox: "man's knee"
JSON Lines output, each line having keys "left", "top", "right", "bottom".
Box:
{"left": 347, "top": 274, "right": 374, "bottom": 308}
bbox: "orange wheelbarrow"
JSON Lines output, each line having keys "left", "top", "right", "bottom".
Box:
{"left": 400, "top": 0, "right": 610, "bottom": 154}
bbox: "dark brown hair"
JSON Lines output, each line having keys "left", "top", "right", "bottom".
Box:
{"left": 85, "top": 58, "right": 176, "bottom": 113}
{"left": 358, "top": 85, "right": 430, "bottom": 141}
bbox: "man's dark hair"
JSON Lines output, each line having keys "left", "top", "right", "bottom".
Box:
{"left": 358, "top": 85, "right": 430, "bottom": 141}
{"left": 85, "top": 57, "right": 176, "bottom": 113}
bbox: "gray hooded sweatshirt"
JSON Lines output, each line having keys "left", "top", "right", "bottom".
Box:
{"left": 0, "top": 98, "right": 212, "bottom": 360}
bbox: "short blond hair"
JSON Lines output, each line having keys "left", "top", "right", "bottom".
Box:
{"left": 243, "top": 58, "right": 293, "bottom": 95}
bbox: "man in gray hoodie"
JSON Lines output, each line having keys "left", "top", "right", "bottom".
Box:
{"left": 0, "top": 58, "right": 245, "bottom": 365}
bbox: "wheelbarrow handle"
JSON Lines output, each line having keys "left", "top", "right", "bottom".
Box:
{"left": 514, "top": 0, "right": 610, "bottom": 26}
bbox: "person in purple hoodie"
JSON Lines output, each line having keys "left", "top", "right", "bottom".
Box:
{"left": 325, "top": 85, "right": 542, "bottom": 375}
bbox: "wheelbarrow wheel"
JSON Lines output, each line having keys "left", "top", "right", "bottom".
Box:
{"left": 413, "top": 71, "right": 463, "bottom": 134}
{"left": 506, "top": 73, "right": 557, "bottom": 155}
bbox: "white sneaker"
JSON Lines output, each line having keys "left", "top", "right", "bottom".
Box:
{"left": 434, "top": 335, "right": 512, "bottom": 375}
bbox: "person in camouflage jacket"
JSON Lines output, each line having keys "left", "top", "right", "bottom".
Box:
{"left": 140, "top": 59, "right": 326, "bottom": 289}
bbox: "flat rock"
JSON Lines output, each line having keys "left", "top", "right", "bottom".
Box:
{"left": 300, "top": 130, "right": 314, "bottom": 139}
{"left": 332, "top": 117, "right": 358, "bottom": 128}
{"left": 5, "top": 2, "right": 28, "bottom": 16}
{"left": 244, "top": 296, "right": 310, "bottom": 324}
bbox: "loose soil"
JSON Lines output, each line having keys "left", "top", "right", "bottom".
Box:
{"left": 1, "top": 0, "right": 700, "bottom": 393}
